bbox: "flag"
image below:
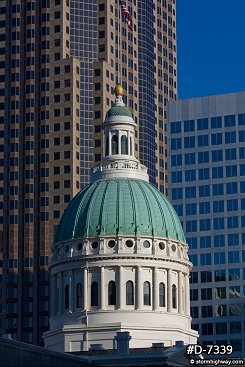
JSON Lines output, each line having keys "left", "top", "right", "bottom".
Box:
{"left": 119, "top": 0, "right": 133, "bottom": 31}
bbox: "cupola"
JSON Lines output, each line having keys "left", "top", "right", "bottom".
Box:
{"left": 91, "top": 85, "right": 148, "bottom": 182}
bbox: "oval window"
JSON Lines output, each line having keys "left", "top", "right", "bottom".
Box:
{"left": 172, "top": 244, "right": 176, "bottom": 252}
{"left": 126, "top": 240, "right": 133, "bottom": 248}
{"left": 143, "top": 240, "right": 151, "bottom": 248}
{"left": 76, "top": 242, "right": 83, "bottom": 251}
{"left": 92, "top": 241, "right": 99, "bottom": 249}
{"left": 64, "top": 245, "right": 70, "bottom": 253}
{"left": 159, "top": 242, "right": 165, "bottom": 250}
{"left": 108, "top": 240, "right": 116, "bottom": 248}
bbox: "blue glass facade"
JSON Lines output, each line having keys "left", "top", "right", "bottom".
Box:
{"left": 70, "top": 0, "right": 97, "bottom": 188}
{"left": 169, "top": 92, "right": 245, "bottom": 357}
{"left": 138, "top": 0, "right": 156, "bottom": 185}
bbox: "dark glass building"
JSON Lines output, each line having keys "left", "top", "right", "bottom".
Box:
{"left": 70, "top": 0, "right": 97, "bottom": 188}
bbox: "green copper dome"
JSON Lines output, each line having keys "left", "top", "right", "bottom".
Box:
{"left": 106, "top": 105, "right": 132, "bottom": 118}
{"left": 54, "top": 179, "right": 186, "bottom": 244}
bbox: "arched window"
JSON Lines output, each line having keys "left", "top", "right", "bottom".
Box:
{"left": 143, "top": 281, "right": 151, "bottom": 306}
{"left": 76, "top": 283, "right": 82, "bottom": 308}
{"left": 106, "top": 136, "right": 109, "bottom": 156}
{"left": 121, "top": 135, "right": 128, "bottom": 154}
{"left": 126, "top": 281, "right": 134, "bottom": 305}
{"left": 108, "top": 281, "right": 116, "bottom": 305}
{"left": 159, "top": 283, "right": 165, "bottom": 307}
{"left": 91, "top": 281, "right": 98, "bottom": 306}
{"left": 172, "top": 284, "right": 177, "bottom": 309}
{"left": 130, "top": 137, "right": 132, "bottom": 155}
{"left": 65, "top": 285, "right": 69, "bottom": 310}
{"left": 112, "top": 134, "right": 118, "bottom": 154}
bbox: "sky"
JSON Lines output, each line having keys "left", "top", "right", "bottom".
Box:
{"left": 177, "top": 0, "right": 245, "bottom": 99}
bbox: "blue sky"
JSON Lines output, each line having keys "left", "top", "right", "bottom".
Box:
{"left": 177, "top": 0, "right": 245, "bottom": 99}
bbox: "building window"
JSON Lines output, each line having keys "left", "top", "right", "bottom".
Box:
{"left": 126, "top": 281, "right": 134, "bottom": 305}
{"left": 143, "top": 281, "right": 151, "bottom": 306}
{"left": 216, "top": 322, "right": 227, "bottom": 335}
{"left": 65, "top": 285, "right": 69, "bottom": 310}
{"left": 91, "top": 282, "right": 98, "bottom": 306}
{"left": 172, "top": 284, "right": 177, "bottom": 309}
{"left": 76, "top": 283, "right": 82, "bottom": 308}
{"left": 108, "top": 281, "right": 116, "bottom": 305}
{"left": 202, "top": 323, "right": 213, "bottom": 335}
{"left": 159, "top": 283, "right": 165, "bottom": 307}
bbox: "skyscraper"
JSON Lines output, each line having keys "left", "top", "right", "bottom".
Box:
{"left": 81, "top": 0, "right": 177, "bottom": 192}
{"left": 168, "top": 92, "right": 245, "bottom": 357}
{"left": 0, "top": 1, "right": 81, "bottom": 345}
{"left": 0, "top": 0, "right": 177, "bottom": 346}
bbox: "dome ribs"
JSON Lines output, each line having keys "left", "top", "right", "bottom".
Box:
{"left": 54, "top": 179, "right": 186, "bottom": 242}
{"left": 135, "top": 180, "right": 154, "bottom": 236}
{"left": 126, "top": 180, "right": 138, "bottom": 235}
{"left": 75, "top": 183, "right": 99, "bottom": 238}
{"left": 145, "top": 183, "right": 167, "bottom": 237}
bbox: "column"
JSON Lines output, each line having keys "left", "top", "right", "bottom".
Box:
{"left": 178, "top": 271, "right": 183, "bottom": 314}
{"left": 83, "top": 268, "right": 88, "bottom": 310}
{"left": 118, "top": 130, "right": 121, "bottom": 155}
{"left": 58, "top": 272, "right": 63, "bottom": 315}
{"left": 185, "top": 273, "right": 190, "bottom": 315}
{"left": 127, "top": 130, "right": 130, "bottom": 155}
{"left": 136, "top": 266, "right": 142, "bottom": 309}
{"left": 167, "top": 269, "right": 172, "bottom": 312}
{"left": 132, "top": 133, "right": 135, "bottom": 156}
{"left": 70, "top": 270, "right": 74, "bottom": 312}
{"left": 100, "top": 266, "right": 105, "bottom": 310}
{"left": 51, "top": 274, "right": 56, "bottom": 316}
{"left": 109, "top": 131, "right": 112, "bottom": 155}
{"left": 118, "top": 266, "right": 124, "bottom": 309}
{"left": 153, "top": 267, "right": 159, "bottom": 311}
{"left": 103, "top": 132, "right": 105, "bottom": 157}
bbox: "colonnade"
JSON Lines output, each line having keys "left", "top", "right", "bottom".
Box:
{"left": 51, "top": 266, "right": 190, "bottom": 317}
{"left": 104, "top": 130, "right": 134, "bottom": 157}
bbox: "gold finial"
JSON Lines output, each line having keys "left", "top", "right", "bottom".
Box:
{"left": 114, "top": 85, "right": 124, "bottom": 97}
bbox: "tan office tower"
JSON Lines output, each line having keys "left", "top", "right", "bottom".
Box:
{"left": 0, "top": 1, "right": 80, "bottom": 345}
{"left": 92, "top": 0, "right": 177, "bottom": 193}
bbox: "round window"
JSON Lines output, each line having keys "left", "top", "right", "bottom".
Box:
{"left": 143, "top": 240, "right": 151, "bottom": 248}
{"left": 159, "top": 242, "right": 165, "bottom": 250}
{"left": 64, "top": 245, "right": 70, "bottom": 253}
{"left": 76, "top": 242, "right": 83, "bottom": 251}
{"left": 92, "top": 241, "right": 99, "bottom": 249}
{"left": 171, "top": 244, "right": 176, "bottom": 252}
{"left": 108, "top": 240, "right": 116, "bottom": 248}
{"left": 126, "top": 240, "right": 133, "bottom": 248}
